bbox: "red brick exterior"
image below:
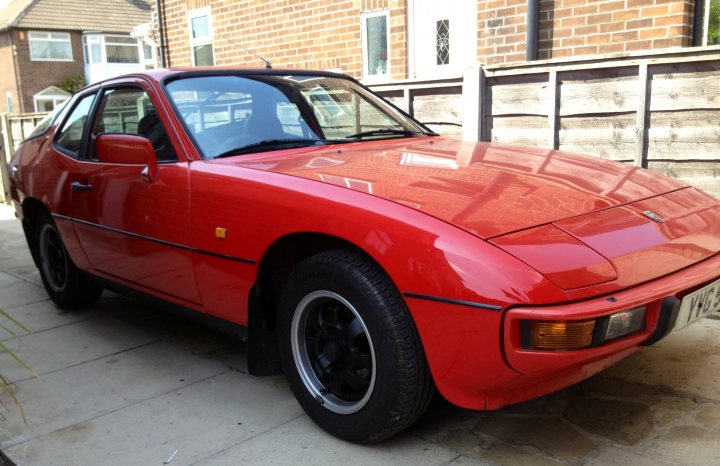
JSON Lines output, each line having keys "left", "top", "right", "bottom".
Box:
{"left": 162, "top": 0, "right": 407, "bottom": 79}
{"left": 477, "top": 0, "right": 695, "bottom": 64}
{"left": 0, "top": 29, "right": 84, "bottom": 113}
{"left": 155, "top": 1, "right": 699, "bottom": 77}
{"left": 539, "top": 0, "right": 694, "bottom": 60}
{"left": 0, "top": 31, "right": 19, "bottom": 113}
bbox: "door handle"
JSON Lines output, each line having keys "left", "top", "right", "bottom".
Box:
{"left": 71, "top": 182, "right": 93, "bottom": 192}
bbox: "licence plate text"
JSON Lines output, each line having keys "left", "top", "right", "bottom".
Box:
{"left": 674, "top": 278, "right": 720, "bottom": 332}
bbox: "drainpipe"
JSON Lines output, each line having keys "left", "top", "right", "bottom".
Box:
{"left": 692, "top": 0, "right": 705, "bottom": 46}
{"left": 155, "top": 0, "right": 167, "bottom": 67}
{"left": 526, "top": 0, "right": 540, "bottom": 61}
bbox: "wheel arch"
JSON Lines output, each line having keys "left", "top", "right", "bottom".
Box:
{"left": 247, "top": 231, "right": 394, "bottom": 376}
{"left": 20, "top": 197, "right": 50, "bottom": 267}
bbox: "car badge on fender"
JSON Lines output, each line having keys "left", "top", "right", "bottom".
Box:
{"left": 643, "top": 210, "right": 664, "bottom": 223}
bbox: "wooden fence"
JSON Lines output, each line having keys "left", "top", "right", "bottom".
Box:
{"left": 368, "top": 76, "right": 465, "bottom": 137}
{"left": 466, "top": 47, "right": 720, "bottom": 180}
{"left": 1, "top": 112, "right": 48, "bottom": 203}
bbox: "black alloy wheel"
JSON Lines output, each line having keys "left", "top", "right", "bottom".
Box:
{"left": 278, "top": 249, "right": 434, "bottom": 443}
{"left": 35, "top": 212, "right": 102, "bottom": 309}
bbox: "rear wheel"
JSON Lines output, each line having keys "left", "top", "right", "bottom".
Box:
{"left": 277, "top": 249, "right": 434, "bottom": 443}
{"left": 35, "top": 213, "right": 102, "bottom": 309}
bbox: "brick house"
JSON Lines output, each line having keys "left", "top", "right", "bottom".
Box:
{"left": 154, "top": 0, "right": 719, "bottom": 81}
{"left": 0, "top": 0, "right": 154, "bottom": 114}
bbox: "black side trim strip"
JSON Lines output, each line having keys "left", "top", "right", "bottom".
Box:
{"left": 52, "top": 213, "right": 256, "bottom": 265}
{"left": 403, "top": 292, "right": 503, "bottom": 311}
{"left": 190, "top": 248, "right": 256, "bottom": 264}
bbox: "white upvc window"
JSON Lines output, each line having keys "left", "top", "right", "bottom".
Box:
{"left": 188, "top": 8, "right": 214, "bottom": 66}
{"left": 5, "top": 91, "right": 13, "bottom": 113}
{"left": 83, "top": 34, "right": 154, "bottom": 66}
{"left": 141, "top": 41, "right": 156, "bottom": 69}
{"left": 704, "top": 0, "right": 719, "bottom": 46}
{"left": 29, "top": 31, "right": 73, "bottom": 61}
{"left": 33, "top": 86, "right": 71, "bottom": 113}
{"left": 361, "top": 11, "right": 390, "bottom": 79}
{"left": 104, "top": 35, "right": 141, "bottom": 63}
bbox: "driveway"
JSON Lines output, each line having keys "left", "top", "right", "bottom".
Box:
{"left": 1, "top": 204, "right": 719, "bottom": 465}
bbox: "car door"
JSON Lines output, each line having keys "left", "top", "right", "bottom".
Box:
{"left": 69, "top": 83, "right": 201, "bottom": 304}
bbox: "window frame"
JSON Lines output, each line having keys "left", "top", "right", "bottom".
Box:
{"left": 53, "top": 91, "right": 99, "bottom": 159}
{"left": 188, "top": 7, "right": 215, "bottom": 66}
{"left": 28, "top": 31, "right": 73, "bottom": 62}
{"left": 83, "top": 34, "right": 146, "bottom": 65}
{"left": 103, "top": 34, "right": 142, "bottom": 64}
{"left": 361, "top": 10, "right": 391, "bottom": 81}
{"left": 5, "top": 91, "right": 13, "bottom": 113}
{"left": 88, "top": 85, "right": 177, "bottom": 163}
{"left": 704, "top": 0, "right": 719, "bottom": 46}
{"left": 33, "top": 86, "right": 71, "bottom": 113}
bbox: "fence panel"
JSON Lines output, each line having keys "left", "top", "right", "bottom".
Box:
{"left": 478, "top": 48, "right": 720, "bottom": 198}
{"left": 1, "top": 112, "right": 48, "bottom": 204}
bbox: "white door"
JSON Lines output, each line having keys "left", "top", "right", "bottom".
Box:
{"left": 410, "top": 0, "right": 478, "bottom": 79}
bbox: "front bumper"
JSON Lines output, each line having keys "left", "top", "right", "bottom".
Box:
{"left": 407, "top": 251, "right": 720, "bottom": 411}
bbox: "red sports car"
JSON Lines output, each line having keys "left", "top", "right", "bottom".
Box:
{"left": 8, "top": 69, "right": 720, "bottom": 443}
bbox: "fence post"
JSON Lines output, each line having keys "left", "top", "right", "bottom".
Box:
{"left": 1, "top": 113, "right": 14, "bottom": 204}
{"left": 635, "top": 62, "right": 649, "bottom": 168}
{"left": 547, "top": 70, "right": 559, "bottom": 150}
{"left": 462, "top": 65, "right": 484, "bottom": 141}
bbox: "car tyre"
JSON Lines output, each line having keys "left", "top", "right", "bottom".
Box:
{"left": 277, "top": 249, "right": 434, "bottom": 443}
{"left": 35, "top": 213, "right": 102, "bottom": 309}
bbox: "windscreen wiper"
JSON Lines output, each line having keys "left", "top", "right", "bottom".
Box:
{"left": 215, "top": 138, "right": 323, "bottom": 159}
{"left": 345, "top": 128, "right": 421, "bottom": 139}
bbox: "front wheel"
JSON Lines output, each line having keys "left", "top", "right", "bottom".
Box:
{"left": 35, "top": 213, "right": 102, "bottom": 309}
{"left": 277, "top": 249, "right": 434, "bottom": 443}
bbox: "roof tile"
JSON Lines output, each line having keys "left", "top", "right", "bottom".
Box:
{"left": 2, "top": 0, "right": 151, "bottom": 33}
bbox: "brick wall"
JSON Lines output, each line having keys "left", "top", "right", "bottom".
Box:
{"left": 158, "top": 0, "right": 699, "bottom": 75}
{"left": 0, "top": 32, "right": 19, "bottom": 114}
{"left": 478, "top": 0, "right": 529, "bottom": 64}
{"left": 161, "top": 0, "right": 407, "bottom": 80}
{"left": 12, "top": 29, "right": 84, "bottom": 112}
{"left": 537, "top": 0, "right": 694, "bottom": 59}
{"left": 478, "top": 0, "right": 696, "bottom": 65}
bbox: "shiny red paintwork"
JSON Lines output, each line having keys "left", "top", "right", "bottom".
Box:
{"left": 9, "top": 69, "right": 720, "bottom": 410}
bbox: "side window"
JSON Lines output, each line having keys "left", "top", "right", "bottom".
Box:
{"left": 55, "top": 93, "right": 96, "bottom": 158}
{"left": 91, "top": 87, "right": 177, "bottom": 162}
{"left": 362, "top": 11, "right": 389, "bottom": 79}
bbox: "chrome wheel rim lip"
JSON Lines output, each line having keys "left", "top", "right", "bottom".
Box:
{"left": 38, "top": 223, "right": 68, "bottom": 293}
{"left": 290, "top": 290, "right": 376, "bottom": 415}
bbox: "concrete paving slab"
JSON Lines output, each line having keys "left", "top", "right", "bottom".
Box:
{"left": 604, "top": 318, "right": 720, "bottom": 402}
{"left": 195, "top": 415, "right": 461, "bottom": 466}
{"left": 0, "top": 314, "right": 162, "bottom": 383}
{"left": 643, "top": 425, "right": 720, "bottom": 466}
{"left": 4, "top": 371, "right": 304, "bottom": 466}
{"left": 0, "top": 300, "right": 98, "bottom": 340}
{"left": 0, "top": 208, "right": 15, "bottom": 221}
{"left": 0, "top": 277, "right": 46, "bottom": 310}
{"left": 0, "top": 341, "right": 232, "bottom": 448}
{"left": 446, "top": 456, "right": 493, "bottom": 465}
{"left": 0, "top": 217, "right": 41, "bottom": 286}
{"left": 585, "top": 447, "right": 664, "bottom": 466}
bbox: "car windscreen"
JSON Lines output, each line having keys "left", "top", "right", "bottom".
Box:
{"left": 164, "top": 74, "right": 429, "bottom": 159}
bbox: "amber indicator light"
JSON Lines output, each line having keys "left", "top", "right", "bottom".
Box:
{"left": 531, "top": 320, "right": 595, "bottom": 350}
{"left": 215, "top": 227, "right": 227, "bottom": 239}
